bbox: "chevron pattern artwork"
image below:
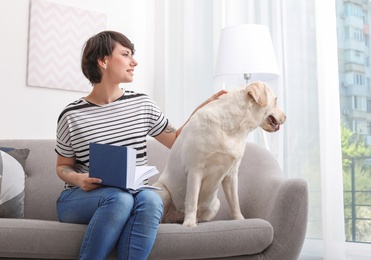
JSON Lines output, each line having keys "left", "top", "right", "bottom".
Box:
{"left": 27, "top": 0, "right": 107, "bottom": 92}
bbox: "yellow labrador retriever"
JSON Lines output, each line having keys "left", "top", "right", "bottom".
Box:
{"left": 153, "top": 81, "right": 286, "bottom": 227}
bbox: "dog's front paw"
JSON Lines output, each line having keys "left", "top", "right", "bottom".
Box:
{"left": 183, "top": 211, "right": 198, "bottom": 227}
{"left": 183, "top": 217, "right": 197, "bottom": 227}
{"left": 183, "top": 215, "right": 197, "bottom": 227}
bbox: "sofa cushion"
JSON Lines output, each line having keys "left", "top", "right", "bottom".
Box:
{"left": 149, "top": 219, "right": 274, "bottom": 259}
{"left": 0, "top": 218, "right": 273, "bottom": 260}
{"left": 0, "top": 218, "right": 86, "bottom": 259}
{"left": 0, "top": 151, "right": 26, "bottom": 218}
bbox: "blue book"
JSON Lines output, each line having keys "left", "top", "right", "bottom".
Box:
{"left": 89, "top": 143, "right": 160, "bottom": 191}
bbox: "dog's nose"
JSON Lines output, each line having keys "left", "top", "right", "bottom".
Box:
{"left": 280, "top": 113, "right": 287, "bottom": 124}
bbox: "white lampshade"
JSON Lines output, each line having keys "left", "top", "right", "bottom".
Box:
{"left": 214, "top": 24, "right": 280, "bottom": 85}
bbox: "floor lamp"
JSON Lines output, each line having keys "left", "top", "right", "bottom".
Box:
{"left": 214, "top": 24, "right": 280, "bottom": 150}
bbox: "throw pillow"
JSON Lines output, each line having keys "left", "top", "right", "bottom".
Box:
{"left": 0, "top": 147, "right": 30, "bottom": 172}
{"left": 0, "top": 151, "right": 26, "bottom": 218}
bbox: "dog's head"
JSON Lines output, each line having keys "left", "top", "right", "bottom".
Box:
{"left": 246, "top": 81, "right": 286, "bottom": 132}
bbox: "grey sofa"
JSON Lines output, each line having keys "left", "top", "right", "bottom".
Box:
{"left": 0, "top": 138, "right": 308, "bottom": 260}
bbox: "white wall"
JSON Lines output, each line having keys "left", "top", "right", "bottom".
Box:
{"left": 0, "top": 0, "right": 157, "bottom": 139}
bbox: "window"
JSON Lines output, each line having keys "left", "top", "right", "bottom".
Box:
{"left": 345, "top": 50, "right": 365, "bottom": 65}
{"left": 367, "top": 122, "right": 371, "bottom": 135}
{"left": 344, "top": 2, "right": 363, "bottom": 19}
{"left": 353, "top": 96, "right": 367, "bottom": 111}
{"left": 367, "top": 99, "right": 371, "bottom": 112}
{"left": 355, "top": 73, "right": 365, "bottom": 86}
{"left": 345, "top": 27, "right": 364, "bottom": 41}
{"left": 338, "top": 0, "right": 371, "bottom": 245}
{"left": 354, "top": 120, "right": 368, "bottom": 134}
{"left": 344, "top": 73, "right": 366, "bottom": 86}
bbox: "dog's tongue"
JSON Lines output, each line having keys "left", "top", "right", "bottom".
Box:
{"left": 277, "top": 124, "right": 280, "bottom": 131}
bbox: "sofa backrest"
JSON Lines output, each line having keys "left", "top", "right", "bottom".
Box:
{"left": 0, "top": 138, "right": 294, "bottom": 222}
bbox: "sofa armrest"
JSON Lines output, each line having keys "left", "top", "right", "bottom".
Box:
{"left": 248, "top": 177, "right": 308, "bottom": 259}
{"left": 237, "top": 143, "right": 308, "bottom": 260}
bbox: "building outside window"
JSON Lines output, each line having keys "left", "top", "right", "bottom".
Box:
{"left": 337, "top": 0, "right": 371, "bottom": 244}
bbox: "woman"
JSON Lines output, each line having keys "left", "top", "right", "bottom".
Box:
{"left": 55, "top": 30, "right": 226, "bottom": 260}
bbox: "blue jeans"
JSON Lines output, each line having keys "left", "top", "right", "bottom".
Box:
{"left": 57, "top": 187, "right": 163, "bottom": 260}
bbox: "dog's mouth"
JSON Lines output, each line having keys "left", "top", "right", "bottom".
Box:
{"left": 267, "top": 115, "right": 280, "bottom": 131}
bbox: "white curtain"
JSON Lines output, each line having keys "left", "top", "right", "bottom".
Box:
{"left": 153, "top": 0, "right": 218, "bottom": 129}
{"left": 154, "top": 0, "right": 347, "bottom": 258}
{"left": 277, "top": 0, "right": 346, "bottom": 259}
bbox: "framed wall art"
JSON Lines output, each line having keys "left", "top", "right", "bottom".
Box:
{"left": 27, "top": 0, "right": 107, "bottom": 92}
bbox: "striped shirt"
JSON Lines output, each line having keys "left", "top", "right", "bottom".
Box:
{"left": 56, "top": 90, "right": 168, "bottom": 176}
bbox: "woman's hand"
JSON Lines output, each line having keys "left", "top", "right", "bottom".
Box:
{"left": 195, "top": 89, "right": 228, "bottom": 112}
{"left": 78, "top": 173, "right": 102, "bottom": 192}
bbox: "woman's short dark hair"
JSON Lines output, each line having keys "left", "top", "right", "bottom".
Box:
{"left": 81, "top": 31, "right": 135, "bottom": 85}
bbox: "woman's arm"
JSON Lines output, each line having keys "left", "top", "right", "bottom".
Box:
{"left": 154, "top": 89, "right": 227, "bottom": 149}
{"left": 56, "top": 154, "right": 102, "bottom": 191}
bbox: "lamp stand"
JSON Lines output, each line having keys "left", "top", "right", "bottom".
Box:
{"left": 244, "top": 73, "right": 251, "bottom": 83}
{"left": 244, "top": 76, "right": 270, "bottom": 151}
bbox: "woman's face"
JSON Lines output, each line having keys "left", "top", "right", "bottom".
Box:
{"left": 105, "top": 43, "right": 138, "bottom": 84}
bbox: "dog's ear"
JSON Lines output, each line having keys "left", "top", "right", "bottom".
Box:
{"left": 247, "top": 81, "right": 268, "bottom": 107}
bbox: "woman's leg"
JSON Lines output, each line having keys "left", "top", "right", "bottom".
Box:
{"left": 117, "top": 190, "right": 163, "bottom": 260}
{"left": 57, "top": 187, "right": 135, "bottom": 260}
